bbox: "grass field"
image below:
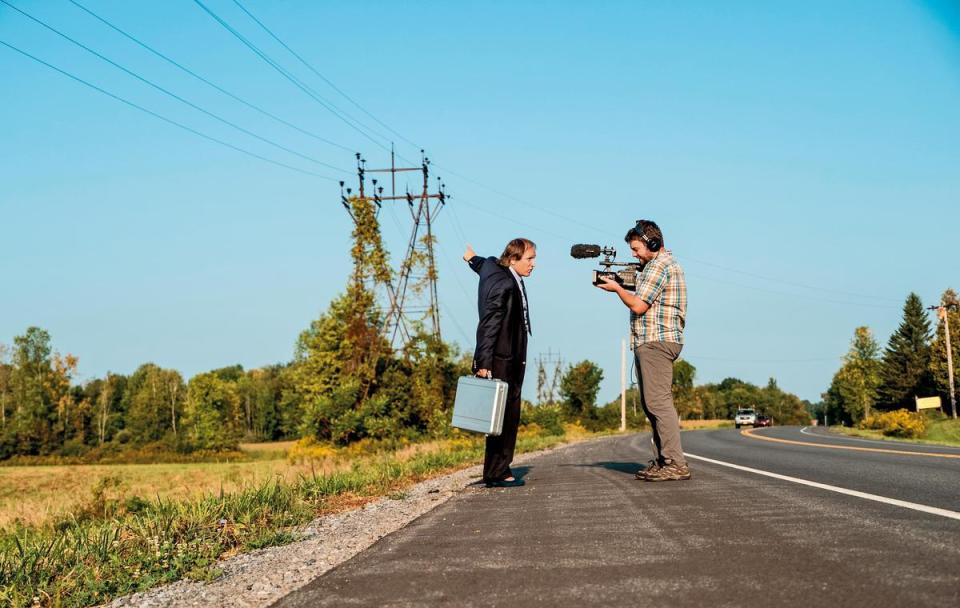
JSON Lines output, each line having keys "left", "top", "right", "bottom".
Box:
{"left": 0, "top": 457, "right": 304, "bottom": 530}
{"left": 680, "top": 419, "right": 734, "bottom": 430}
{"left": 0, "top": 422, "right": 737, "bottom": 531}
{"left": 832, "top": 416, "right": 960, "bottom": 447}
{"left": 0, "top": 425, "right": 608, "bottom": 608}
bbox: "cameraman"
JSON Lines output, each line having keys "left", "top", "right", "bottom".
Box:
{"left": 596, "top": 220, "right": 689, "bottom": 482}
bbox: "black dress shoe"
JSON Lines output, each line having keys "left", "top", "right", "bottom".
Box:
{"left": 485, "top": 478, "right": 526, "bottom": 488}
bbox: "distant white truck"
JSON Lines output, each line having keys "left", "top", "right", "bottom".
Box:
{"left": 735, "top": 408, "right": 757, "bottom": 429}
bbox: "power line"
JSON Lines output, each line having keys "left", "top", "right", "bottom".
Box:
{"left": 686, "top": 271, "right": 901, "bottom": 309}
{"left": 2, "top": 0, "right": 348, "bottom": 175}
{"left": 454, "top": 197, "right": 584, "bottom": 243}
{"left": 66, "top": 0, "right": 357, "bottom": 155}
{"left": 229, "top": 0, "right": 421, "bottom": 152}
{"left": 433, "top": 162, "right": 613, "bottom": 239}
{"left": 0, "top": 38, "right": 334, "bottom": 180}
{"left": 683, "top": 354, "right": 842, "bottom": 363}
{"left": 440, "top": 302, "right": 472, "bottom": 347}
{"left": 454, "top": 196, "right": 901, "bottom": 310}
{"left": 427, "top": 163, "right": 895, "bottom": 305}
{"left": 192, "top": 0, "right": 392, "bottom": 154}
{"left": 446, "top": 203, "right": 472, "bottom": 248}
{"left": 179, "top": 1, "right": 895, "bottom": 307}
{"left": 676, "top": 256, "right": 901, "bottom": 303}
{"left": 51, "top": 0, "right": 901, "bottom": 308}
{"left": 435, "top": 237, "right": 476, "bottom": 305}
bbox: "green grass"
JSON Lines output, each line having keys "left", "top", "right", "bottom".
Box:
{"left": 922, "top": 416, "right": 960, "bottom": 444}
{"left": 832, "top": 415, "right": 960, "bottom": 447}
{"left": 0, "top": 429, "right": 591, "bottom": 608}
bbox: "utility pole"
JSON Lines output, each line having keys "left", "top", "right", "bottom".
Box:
{"left": 620, "top": 338, "right": 627, "bottom": 432}
{"left": 929, "top": 302, "right": 958, "bottom": 419}
{"left": 340, "top": 150, "right": 449, "bottom": 351}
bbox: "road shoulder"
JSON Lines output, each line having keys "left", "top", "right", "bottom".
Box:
{"left": 102, "top": 436, "right": 610, "bottom": 608}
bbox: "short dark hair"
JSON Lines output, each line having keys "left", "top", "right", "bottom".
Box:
{"left": 625, "top": 219, "right": 663, "bottom": 247}
{"left": 499, "top": 237, "right": 536, "bottom": 266}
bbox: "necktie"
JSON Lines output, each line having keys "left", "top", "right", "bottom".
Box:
{"left": 520, "top": 279, "right": 532, "bottom": 335}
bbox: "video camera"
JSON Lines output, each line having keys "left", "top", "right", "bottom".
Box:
{"left": 570, "top": 244, "right": 643, "bottom": 290}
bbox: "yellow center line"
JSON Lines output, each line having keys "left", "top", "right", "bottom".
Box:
{"left": 740, "top": 428, "right": 960, "bottom": 459}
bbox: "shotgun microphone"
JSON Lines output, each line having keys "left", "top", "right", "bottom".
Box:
{"left": 570, "top": 244, "right": 602, "bottom": 259}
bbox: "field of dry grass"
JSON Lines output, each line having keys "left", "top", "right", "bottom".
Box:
{"left": 680, "top": 418, "right": 734, "bottom": 430}
{"left": 0, "top": 423, "right": 715, "bottom": 531}
{"left": 2, "top": 428, "right": 605, "bottom": 607}
{"left": 0, "top": 443, "right": 308, "bottom": 530}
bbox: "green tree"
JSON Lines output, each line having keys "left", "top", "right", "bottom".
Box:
{"left": 672, "top": 359, "right": 697, "bottom": 419}
{"left": 756, "top": 377, "right": 810, "bottom": 426}
{"left": 0, "top": 343, "right": 11, "bottom": 432}
{"left": 91, "top": 373, "right": 127, "bottom": 446}
{"left": 878, "top": 293, "right": 934, "bottom": 409}
{"left": 290, "top": 195, "right": 396, "bottom": 444}
{"left": 122, "top": 364, "right": 186, "bottom": 445}
{"left": 929, "top": 288, "right": 960, "bottom": 416}
{"left": 48, "top": 352, "right": 79, "bottom": 449}
{"left": 560, "top": 360, "right": 604, "bottom": 416}
{"left": 238, "top": 366, "right": 288, "bottom": 440}
{"left": 831, "top": 327, "right": 882, "bottom": 423}
{"left": 290, "top": 290, "right": 388, "bottom": 443}
{"left": 401, "top": 331, "right": 467, "bottom": 436}
{"left": 8, "top": 327, "right": 54, "bottom": 454}
{"left": 182, "top": 372, "right": 239, "bottom": 451}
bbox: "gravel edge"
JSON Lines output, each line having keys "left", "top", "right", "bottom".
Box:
{"left": 102, "top": 439, "right": 589, "bottom": 608}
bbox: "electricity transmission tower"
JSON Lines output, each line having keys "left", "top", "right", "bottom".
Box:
{"left": 340, "top": 149, "right": 449, "bottom": 350}
{"left": 536, "top": 349, "right": 564, "bottom": 406}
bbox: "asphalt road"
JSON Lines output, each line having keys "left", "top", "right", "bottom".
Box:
{"left": 274, "top": 427, "right": 960, "bottom": 607}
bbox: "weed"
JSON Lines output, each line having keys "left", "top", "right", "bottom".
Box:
{"left": 0, "top": 429, "right": 593, "bottom": 607}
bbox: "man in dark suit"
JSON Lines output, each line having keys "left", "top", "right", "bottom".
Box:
{"left": 463, "top": 238, "right": 536, "bottom": 488}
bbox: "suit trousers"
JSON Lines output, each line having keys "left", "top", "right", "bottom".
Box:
{"left": 634, "top": 341, "right": 685, "bottom": 465}
{"left": 482, "top": 392, "right": 521, "bottom": 482}
{"left": 482, "top": 363, "right": 524, "bottom": 482}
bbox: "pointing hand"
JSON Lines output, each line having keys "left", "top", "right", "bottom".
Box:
{"left": 463, "top": 244, "right": 476, "bottom": 262}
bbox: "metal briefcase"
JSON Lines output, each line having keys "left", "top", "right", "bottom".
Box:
{"left": 451, "top": 376, "right": 508, "bottom": 436}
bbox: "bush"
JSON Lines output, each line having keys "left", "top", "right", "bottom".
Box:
{"left": 520, "top": 404, "right": 566, "bottom": 436}
{"left": 580, "top": 401, "right": 648, "bottom": 432}
{"left": 860, "top": 409, "right": 926, "bottom": 438}
{"left": 287, "top": 437, "right": 337, "bottom": 464}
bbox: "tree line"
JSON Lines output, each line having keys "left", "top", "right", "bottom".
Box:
{"left": 0, "top": 325, "right": 297, "bottom": 459}
{"left": 0, "top": 324, "right": 814, "bottom": 461}
{"left": 819, "top": 289, "right": 959, "bottom": 425}
{"left": 542, "top": 357, "right": 812, "bottom": 427}
{"left": 0, "top": 197, "right": 470, "bottom": 460}
{"left": 0, "top": 196, "right": 816, "bottom": 460}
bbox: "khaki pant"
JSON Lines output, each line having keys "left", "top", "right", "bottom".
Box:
{"left": 634, "top": 341, "right": 685, "bottom": 465}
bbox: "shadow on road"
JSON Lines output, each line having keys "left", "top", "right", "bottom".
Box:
{"left": 561, "top": 462, "right": 642, "bottom": 476}
{"left": 466, "top": 465, "right": 533, "bottom": 486}
{"left": 511, "top": 465, "right": 531, "bottom": 480}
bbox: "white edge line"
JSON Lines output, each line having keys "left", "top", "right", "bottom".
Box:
{"left": 685, "top": 452, "right": 960, "bottom": 522}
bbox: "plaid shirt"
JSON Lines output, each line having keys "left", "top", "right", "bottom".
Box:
{"left": 630, "top": 250, "right": 686, "bottom": 346}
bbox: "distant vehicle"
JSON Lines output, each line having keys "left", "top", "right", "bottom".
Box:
{"left": 735, "top": 408, "right": 757, "bottom": 429}
{"left": 755, "top": 415, "right": 772, "bottom": 427}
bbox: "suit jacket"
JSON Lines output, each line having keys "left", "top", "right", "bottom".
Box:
{"left": 469, "top": 256, "right": 528, "bottom": 393}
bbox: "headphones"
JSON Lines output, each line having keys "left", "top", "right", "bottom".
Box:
{"left": 636, "top": 221, "right": 662, "bottom": 252}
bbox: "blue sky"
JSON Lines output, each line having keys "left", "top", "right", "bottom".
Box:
{"left": 1, "top": 0, "right": 958, "bottom": 404}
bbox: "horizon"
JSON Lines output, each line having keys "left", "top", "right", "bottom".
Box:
{"left": 2, "top": 0, "right": 959, "bottom": 404}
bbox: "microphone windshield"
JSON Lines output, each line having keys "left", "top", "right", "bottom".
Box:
{"left": 570, "top": 244, "right": 601, "bottom": 259}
